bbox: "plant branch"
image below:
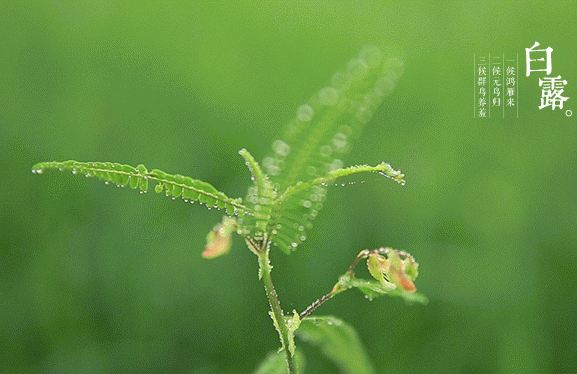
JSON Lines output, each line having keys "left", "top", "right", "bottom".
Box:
{"left": 275, "top": 163, "right": 405, "bottom": 206}
{"left": 299, "top": 249, "right": 371, "bottom": 319}
{"left": 257, "top": 245, "right": 297, "bottom": 374}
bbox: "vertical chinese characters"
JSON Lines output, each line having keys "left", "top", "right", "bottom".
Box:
{"left": 491, "top": 58, "right": 502, "bottom": 109}
{"left": 474, "top": 54, "right": 518, "bottom": 119}
{"left": 475, "top": 56, "right": 488, "bottom": 118}
{"left": 505, "top": 65, "right": 517, "bottom": 109}
{"left": 525, "top": 41, "right": 570, "bottom": 111}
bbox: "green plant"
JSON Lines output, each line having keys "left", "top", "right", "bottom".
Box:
{"left": 33, "top": 46, "right": 426, "bottom": 373}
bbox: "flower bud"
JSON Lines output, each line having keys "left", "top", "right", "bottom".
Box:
{"left": 202, "top": 217, "right": 236, "bottom": 259}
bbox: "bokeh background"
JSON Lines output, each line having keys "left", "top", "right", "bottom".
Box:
{"left": 2, "top": 1, "right": 576, "bottom": 373}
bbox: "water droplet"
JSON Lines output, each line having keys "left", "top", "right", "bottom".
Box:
{"left": 302, "top": 200, "right": 312, "bottom": 208}
{"left": 347, "top": 58, "right": 368, "bottom": 77}
{"left": 359, "top": 45, "right": 382, "bottom": 67}
{"left": 332, "top": 133, "right": 348, "bottom": 149}
{"left": 265, "top": 164, "right": 280, "bottom": 176}
{"left": 356, "top": 106, "right": 372, "bottom": 123}
{"left": 340, "top": 125, "right": 353, "bottom": 137}
{"left": 263, "top": 157, "right": 275, "bottom": 168}
{"left": 291, "top": 242, "right": 298, "bottom": 248}
{"left": 375, "top": 77, "right": 394, "bottom": 97}
{"left": 319, "top": 86, "right": 339, "bottom": 106}
{"left": 272, "top": 140, "right": 290, "bottom": 157}
{"left": 328, "top": 159, "right": 343, "bottom": 171}
{"left": 319, "top": 145, "right": 332, "bottom": 158}
{"left": 72, "top": 169, "right": 77, "bottom": 175}
{"left": 331, "top": 71, "right": 346, "bottom": 88}
{"left": 297, "top": 104, "right": 314, "bottom": 122}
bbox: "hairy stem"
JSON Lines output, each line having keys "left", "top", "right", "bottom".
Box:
{"left": 299, "top": 249, "right": 371, "bottom": 318}
{"left": 257, "top": 246, "right": 296, "bottom": 374}
{"left": 299, "top": 290, "right": 335, "bottom": 319}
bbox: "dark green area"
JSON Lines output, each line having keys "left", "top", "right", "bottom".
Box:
{"left": 2, "top": 1, "right": 576, "bottom": 372}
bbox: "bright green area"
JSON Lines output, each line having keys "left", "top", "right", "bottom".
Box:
{"left": 1, "top": 1, "right": 576, "bottom": 372}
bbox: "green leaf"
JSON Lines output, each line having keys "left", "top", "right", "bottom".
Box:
{"left": 270, "top": 163, "right": 404, "bottom": 254}
{"left": 337, "top": 271, "right": 427, "bottom": 304}
{"left": 253, "top": 350, "right": 306, "bottom": 374}
{"left": 388, "top": 289, "right": 429, "bottom": 304}
{"left": 334, "top": 248, "right": 428, "bottom": 304}
{"left": 347, "top": 277, "right": 396, "bottom": 301}
{"left": 296, "top": 316, "right": 375, "bottom": 374}
{"left": 278, "top": 162, "right": 405, "bottom": 204}
{"left": 367, "top": 253, "right": 386, "bottom": 283}
{"left": 285, "top": 310, "right": 301, "bottom": 357}
{"left": 32, "top": 160, "right": 251, "bottom": 216}
{"left": 238, "top": 149, "right": 277, "bottom": 240}
{"left": 261, "top": 46, "right": 405, "bottom": 253}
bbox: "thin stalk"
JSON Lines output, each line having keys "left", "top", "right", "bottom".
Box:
{"left": 299, "top": 290, "right": 335, "bottom": 319}
{"left": 299, "top": 249, "right": 371, "bottom": 319}
{"left": 257, "top": 247, "right": 296, "bottom": 374}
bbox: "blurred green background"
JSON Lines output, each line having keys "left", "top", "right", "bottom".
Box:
{"left": 2, "top": 1, "right": 576, "bottom": 373}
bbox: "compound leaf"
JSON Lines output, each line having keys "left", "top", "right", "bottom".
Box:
{"left": 262, "top": 46, "right": 405, "bottom": 253}
{"left": 32, "top": 160, "right": 251, "bottom": 216}
{"left": 277, "top": 162, "right": 405, "bottom": 204}
{"left": 238, "top": 149, "right": 277, "bottom": 240}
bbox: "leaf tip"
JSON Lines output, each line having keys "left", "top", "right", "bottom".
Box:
{"left": 31, "top": 162, "right": 46, "bottom": 174}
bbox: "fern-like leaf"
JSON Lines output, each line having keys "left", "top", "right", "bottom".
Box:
{"left": 32, "top": 160, "right": 251, "bottom": 216}
{"left": 261, "top": 46, "right": 405, "bottom": 252}
{"left": 263, "top": 46, "right": 404, "bottom": 189}
{"left": 277, "top": 161, "right": 405, "bottom": 204}
{"left": 237, "top": 149, "right": 277, "bottom": 240}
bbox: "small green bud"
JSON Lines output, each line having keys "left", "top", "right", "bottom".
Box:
{"left": 366, "top": 253, "right": 396, "bottom": 290}
{"left": 367, "top": 253, "right": 386, "bottom": 283}
{"left": 385, "top": 249, "right": 417, "bottom": 293}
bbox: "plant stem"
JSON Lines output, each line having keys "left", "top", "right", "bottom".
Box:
{"left": 299, "top": 290, "right": 336, "bottom": 319}
{"left": 257, "top": 247, "right": 297, "bottom": 374}
{"left": 299, "top": 249, "right": 371, "bottom": 318}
